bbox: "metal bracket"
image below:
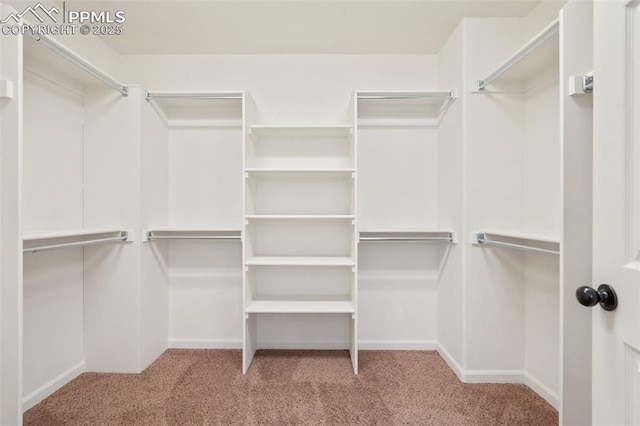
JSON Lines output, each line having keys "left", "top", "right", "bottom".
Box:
{"left": 582, "top": 74, "right": 593, "bottom": 94}
{"left": 569, "top": 73, "right": 594, "bottom": 96}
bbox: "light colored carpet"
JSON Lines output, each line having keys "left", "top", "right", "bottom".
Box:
{"left": 24, "top": 350, "right": 558, "bottom": 425}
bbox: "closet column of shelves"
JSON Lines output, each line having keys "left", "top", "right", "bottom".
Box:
{"left": 242, "top": 102, "right": 358, "bottom": 372}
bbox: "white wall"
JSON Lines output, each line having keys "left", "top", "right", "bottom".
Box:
{"left": 22, "top": 71, "right": 85, "bottom": 408}
{"left": 463, "top": 18, "right": 528, "bottom": 374}
{"left": 22, "top": 72, "right": 83, "bottom": 233}
{"left": 120, "top": 55, "right": 437, "bottom": 124}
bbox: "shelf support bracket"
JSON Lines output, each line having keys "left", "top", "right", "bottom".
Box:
{"left": 0, "top": 80, "right": 14, "bottom": 99}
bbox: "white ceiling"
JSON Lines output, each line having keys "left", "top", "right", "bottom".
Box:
{"left": 64, "top": 0, "right": 541, "bottom": 55}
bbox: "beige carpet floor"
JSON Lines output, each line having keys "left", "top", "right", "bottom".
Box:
{"left": 24, "top": 350, "right": 557, "bottom": 425}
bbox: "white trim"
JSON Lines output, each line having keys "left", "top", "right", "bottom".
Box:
{"left": 22, "top": 361, "right": 86, "bottom": 411}
{"left": 168, "top": 338, "right": 242, "bottom": 349}
{"left": 461, "top": 369, "right": 525, "bottom": 384}
{"left": 358, "top": 340, "right": 437, "bottom": 350}
{"left": 437, "top": 343, "right": 525, "bottom": 383}
{"left": 256, "top": 339, "right": 348, "bottom": 350}
{"left": 524, "top": 372, "right": 560, "bottom": 410}
{"left": 437, "top": 342, "right": 465, "bottom": 382}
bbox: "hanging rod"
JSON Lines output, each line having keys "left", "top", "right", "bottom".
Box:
{"left": 145, "top": 92, "right": 243, "bottom": 101}
{"left": 357, "top": 91, "right": 455, "bottom": 100}
{"left": 474, "top": 233, "right": 559, "bottom": 256}
{"left": 23, "top": 231, "right": 129, "bottom": 254}
{"left": 360, "top": 236, "right": 454, "bottom": 242}
{"left": 476, "top": 19, "right": 559, "bottom": 91}
{"left": 28, "top": 33, "right": 128, "bottom": 96}
{"left": 359, "top": 231, "right": 457, "bottom": 243}
{"left": 145, "top": 231, "right": 241, "bottom": 241}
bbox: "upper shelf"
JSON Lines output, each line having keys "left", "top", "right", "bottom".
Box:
{"left": 248, "top": 125, "right": 353, "bottom": 139}
{"left": 145, "top": 91, "right": 244, "bottom": 126}
{"left": 356, "top": 90, "right": 456, "bottom": 127}
{"left": 475, "top": 19, "right": 559, "bottom": 92}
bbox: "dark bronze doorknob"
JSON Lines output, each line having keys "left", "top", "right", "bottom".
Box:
{"left": 576, "top": 284, "right": 617, "bottom": 311}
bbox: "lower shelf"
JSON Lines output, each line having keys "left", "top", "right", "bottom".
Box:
{"left": 245, "top": 298, "right": 355, "bottom": 314}
{"left": 245, "top": 256, "right": 355, "bottom": 266}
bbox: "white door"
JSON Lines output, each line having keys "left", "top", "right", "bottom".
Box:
{"left": 592, "top": 0, "right": 640, "bottom": 424}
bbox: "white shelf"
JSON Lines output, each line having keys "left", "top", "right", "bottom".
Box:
{"left": 145, "top": 228, "right": 241, "bottom": 242}
{"left": 471, "top": 231, "right": 560, "bottom": 256}
{"left": 245, "top": 256, "right": 355, "bottom": 267}
{"left": 475, "top": 19, "right": 559, "bottom": 92}
{"left": 245, "top": 168, "right": 354, "bottom": 178}
{"left": 145, "top": 91, "right": 243, "bottom": 124}
{"left": 475, "top": 231, "right": 559, "bottom": 245}
{"left": 357, "top": 90, "right": 456, "bottom": 126}
{"left": 23, "top": 228, "right": 126, "bottom": 242}
{"left": 248, "top": 125, "right": 352, "bottom": 139}
{"left": 359, "top": 229, "right": 456, "bottom": 243}
{"left": 245, "top": 297, "right": 355, "bottom": 314}
{"left": 246, "top": 215, "right": 355, "bottom": 220}
{"left": 23, "top": 229, "right": 131, "bottom": 254}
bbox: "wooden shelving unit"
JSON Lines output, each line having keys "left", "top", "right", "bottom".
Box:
{"left": 243, "top": 122, "right": 358, "bottom": 374}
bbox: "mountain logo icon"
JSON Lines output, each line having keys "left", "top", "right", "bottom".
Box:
{"left": 1, "top": 3, "right": 59, "bottom": 24}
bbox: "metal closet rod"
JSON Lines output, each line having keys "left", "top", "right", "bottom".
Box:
{"left": 23, "top": 231, "right": 129, "bottom": 254}
{"left": 357, "top": 91, "right": 455, "bottom": 100}
{"left": 146, "top": 231, "right": 241, "bottom": 241}
{"left": 475, "top": 233, "right": 559, "bottom": 256}
{"left": 360, "top": 236, "right": 454, "bottom": 242}
{"left": 476, "top": 19, "right": 559, "bottom": 91}
{"left": 28, "top": 33, "right": 128, "bottom": 96}
{"left": 145, "top": 92, "right": 243, "bottom": 101}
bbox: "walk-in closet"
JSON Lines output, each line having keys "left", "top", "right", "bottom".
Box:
{"left": 0, "top": 0, "right": 611, "bottom": 424}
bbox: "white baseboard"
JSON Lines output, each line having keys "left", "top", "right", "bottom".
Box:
{"left": 437, "top": 343, "right": 558, "bottom": 408}
{"left": 436, "top": 343, "right": 524, "bottom": 383}
{"left": 359, "top": 340, "right": 437, "bottom": 350}
{"left": 524, "top": 372, "right": 559, "bottom": 410}
{"left": 436, "top": 342, "right": 466, "bottom": 382}
{"left": 168, "top": 338, "right": 242, "bottom": 349}
{"left": 257, "top": 339, "right": 348, "bottom": 350}
{"left": 169, "top": 338, "right": 437, "bottom": 351}
{"left": 22, "top": 361, "right": 86, "bottom": 411}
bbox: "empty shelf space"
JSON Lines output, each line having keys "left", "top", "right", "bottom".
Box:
{"left": 472, "top": 231, "right": 559, "bottom": 256}
{"left": 245, "top": 297, "right": 355, "bottom": 314}
{"left": 145, "top": 228, "right": 242, "bottom": 242}
{"left": 248, "top": 125, "right": 352, "bottom": 139}
{"left": 359, "top": 230, "right": 456, "bottom": 243}
{"left": 245, "top": 256, "right": 355, "bottom": 267}
{"left": 475, "top": 19, "right": 559, "bottom": 92}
